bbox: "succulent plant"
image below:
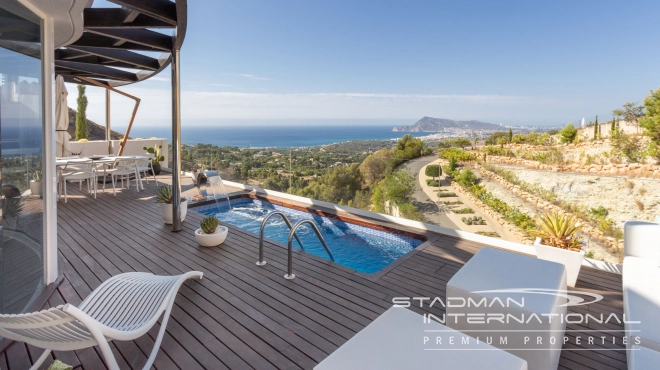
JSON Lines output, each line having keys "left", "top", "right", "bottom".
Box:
{"left": 155, "top": 185, "right": 186, "bottom": 204}
{"left": 529, "top": 211, "right": 582, "bottom": 251}
{"left": 143, "top": 144, "right": 165, "bottom": 164}
{"left": 200, "top": 216, "right": 219, "bottom": 234}
{"left": 155, "top": 185, "right": 173, "bottom": 204}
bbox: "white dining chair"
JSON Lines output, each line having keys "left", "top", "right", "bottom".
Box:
{"left": 59, "top": 159, "right": 97, "bottom": 203}
{"left": 137, "top": 154, "right": 158, "bottom": 186}
{"left": 105, "top": 157, "right": 141, "bottom": 195}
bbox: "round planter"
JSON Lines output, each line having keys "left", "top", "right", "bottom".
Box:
{"left": 534, "top": 238, "right": 584, "bottom": 288}
{"left": 195, "top": 226, "right": 228, "bottom": 247}
{"left": 30, "top": 181, "right": 42, "bottom": 197}
{"left": 160, "top": 200, "right": 188, "bottom": 224}
{"left": 149, "top": 163, "right": 162, "bottom": 176}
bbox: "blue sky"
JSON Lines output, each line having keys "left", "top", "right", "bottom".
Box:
{"left": 70, "top": 0, "right": 660, "bottom": 127}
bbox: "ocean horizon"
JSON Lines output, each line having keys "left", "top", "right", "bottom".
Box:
{"left": 121, "top": 125, "right": 428, "bottom": 148}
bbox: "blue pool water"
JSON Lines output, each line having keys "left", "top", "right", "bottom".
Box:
{"left": 194, "top": 198, "right": 424, "bottom": 274}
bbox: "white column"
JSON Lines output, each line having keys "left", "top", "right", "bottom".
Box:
{"left": 41, "top": 15, "right": 58, "bottom": 284}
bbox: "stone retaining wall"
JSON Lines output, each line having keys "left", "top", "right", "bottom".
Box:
{"left": 485, "top": 155, "right": 660, "bottom": 179}
{"left": 475, "top": 164, "right": 623, "bottom": 258}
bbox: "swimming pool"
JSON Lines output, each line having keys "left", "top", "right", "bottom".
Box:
{"left": 193, "top": 198, "right": 425, "bottom": 274}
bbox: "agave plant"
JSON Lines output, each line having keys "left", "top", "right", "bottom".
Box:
{"left": 155, "top": 185, "right": 186, "bottom": 204}
{"left": 529, "top": 211, "right": 582, "bottom": 251}
{"left": 200, "top": 216, "right": 219, "bottom": 234}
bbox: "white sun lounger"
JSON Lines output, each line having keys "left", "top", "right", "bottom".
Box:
{"left": 0, "top": 271, "right": 203, "bottom": 370}
{"left": 315, "top": 306, "right": 527, "bottom": 370}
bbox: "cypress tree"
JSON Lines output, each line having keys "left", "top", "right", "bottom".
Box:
{"left": 593, "top": 115, "right": 598, "bottom": 140}
{"left": 611, "top": 118, "right": 616, "bottom": 134}
{"left": 508, "top": 127, "right": 513, "bottom": 142}
{"left": 75, "top": 84, "right": 89, "bottom": 141}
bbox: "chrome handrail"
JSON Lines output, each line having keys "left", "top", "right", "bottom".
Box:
{"left": 284, "top": 220, "right": 334, "bottom": 280}
{"left": 257, "top": 211, "right": 304, "bottom": 266}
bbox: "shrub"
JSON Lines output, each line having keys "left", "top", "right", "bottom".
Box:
{"left": 476, "top": 231, "right": 500, "bottom": 237}
{"left": 589, "top": 206, "right": 609, "bottom": 219}
{"left": 438, "top": 148, "right": 476, "bottom": 162}
{"left": 398, "top": 202, "right": 423, "bottom": 221}
{"left": 425, "top": 164, "right": 441, "bottom": 180}
{"left": 452, "top": 207, "right": 474, "bottom": 214}
{"left": 560, "top": 123, "right": 577, "bottom": 143}
{"left": 634, "top": 199, "right": 644, "bottom": 211}
{"left": 440, "top": 200, "right": 462, "bottom": 205}
{"left": 462, "top": 215, "right": 486, "bottom": 225}
{"left": 455, "top": 168, "right": 480, "bottom": 188}
{"left": 437, "top": 192, "right": 457, "bottom": 197}
{"left": 610, "top": 131, "right": 646, "bottom": 163}
{"left": 425, "top": 179, "right": 439, "bottom": 187}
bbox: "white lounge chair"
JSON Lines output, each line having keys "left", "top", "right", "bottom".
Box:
{"left": 0, "top": 271, "right": 203, "bottom": 370}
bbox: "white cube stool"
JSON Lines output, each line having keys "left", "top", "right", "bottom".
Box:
{"left": 629, "top": 345, "right": 660, "bottom": 370}
{"left": 315, "top": 306, "right": 527, "bottom": 370}
{"left": 446, "top": 247, "right": 567, "bottom": 370}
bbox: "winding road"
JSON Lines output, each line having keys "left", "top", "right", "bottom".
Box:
{"left": 401, "top": 155, "right": 459, "bottom": 229}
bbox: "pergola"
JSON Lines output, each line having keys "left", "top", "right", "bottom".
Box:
{"left": 54, "top": 0, "right": 189, "bottom": 231}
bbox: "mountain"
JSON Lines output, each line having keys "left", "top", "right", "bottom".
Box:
{"left": 392, "top": 116, "right": 501, "bottom": 132}
{"left": 68, "top": 108, "right": 126, "bottom": 141}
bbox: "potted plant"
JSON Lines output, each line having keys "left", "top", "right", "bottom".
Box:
{"left": 194, "top": 215, "right": 228, "bottom": 247}
{"left": 530, "top": 211, "right": 585, "bottom": 287}
{"left": 143, "top": 145, "right": 165, "bottom": 175}
{"left": 30, "top": 170, "right": 42, "bottom": 197}
{"left": 155, "top": 185, "right": 187, "bottom": 224}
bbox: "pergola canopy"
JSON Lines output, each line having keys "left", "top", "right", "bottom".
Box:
{"left": 56, "top": 0, "right": 187, "bottom": 87}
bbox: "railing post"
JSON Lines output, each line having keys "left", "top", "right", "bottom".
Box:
{"left": 285, "top": 233, "right": 296, "bottom": 280}
{"left": 171, "top": 49, "right": 183, "bottom": 232}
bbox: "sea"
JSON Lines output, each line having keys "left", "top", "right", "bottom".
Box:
{"left": 124, "top": 125, "right": 427, "bottom": 148}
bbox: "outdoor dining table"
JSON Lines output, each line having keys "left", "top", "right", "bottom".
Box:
{"left": 56, "top": 156, "right": 148, "bottom": 191}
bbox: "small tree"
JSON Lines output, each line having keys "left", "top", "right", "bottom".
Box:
{"left": 613, "top": 102, "right": 645, "bottom": 134}
{"left": 560, "top": 123, "right": 577, "bottom": 143}
{"left": 610, "top": 118, "right": 616, "bottom": 135}
{"left": 425, "top": 164, "right": 441, "bottom": 180}
{"left": 75, "top": 84, "right": 89, "bottom": 141}
{"left": 639, "top": 86, "right": 660, "bottom": 141}
{"left": 454, "top": 138, "right": 472, "bottom": 150}
{"left": 508, "top": 128, "right": 513, "bottom": 143}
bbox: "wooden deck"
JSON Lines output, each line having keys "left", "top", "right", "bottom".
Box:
{"left": 0, "top": 175, "right": 627, "bottom": 369}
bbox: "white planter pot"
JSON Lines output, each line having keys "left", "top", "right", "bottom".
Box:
{"left": 160, "top": 201, "right": 188, "bottom": 224}
{"left": 195, "top": 226, "right": 228, "bottom": 247}
{"left": 534, "top": 238, "right": 584, "bottom": 287}
{"left": 30, "top": 181, "right": 41, "bottom": 196}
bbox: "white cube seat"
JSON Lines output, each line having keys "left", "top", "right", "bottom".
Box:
{"left": 629, "top": 345, "right": 660, "bottom": 370}
{"left": 446, "top": 247, "right": 567, "bottom": 370}
{"left": 315, "top": 306, "right": 527, "bottom": 370}
{"left": 623, "top": 256, "right": 660, "bottom": 352}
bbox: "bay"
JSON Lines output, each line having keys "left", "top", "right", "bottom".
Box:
{"left": 124, "top": 125, "right": 426, "bottom": 148}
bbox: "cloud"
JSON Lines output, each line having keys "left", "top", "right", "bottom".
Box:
{"left": 67, "top": 84, "right": 567, "bottom": 126}
{"left": 221, "top": 73, "right": 270, "bottom": 81}
{"left": 146, "top": 77, "right": 169, "bottom": 82}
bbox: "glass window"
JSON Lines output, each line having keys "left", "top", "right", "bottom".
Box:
{"left": 0, "top": 2, "right": 44, "bottom": 313}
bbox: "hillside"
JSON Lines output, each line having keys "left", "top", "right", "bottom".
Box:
{"left": 68, "top": 108, "right": 126, "bottom": 141}
{"left": 392, "top": 116, "right": 500, "bottom": 132}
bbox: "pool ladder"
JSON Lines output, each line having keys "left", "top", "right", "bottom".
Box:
{"left": 257, "top": 212, "right": 334, "bottom": 280}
